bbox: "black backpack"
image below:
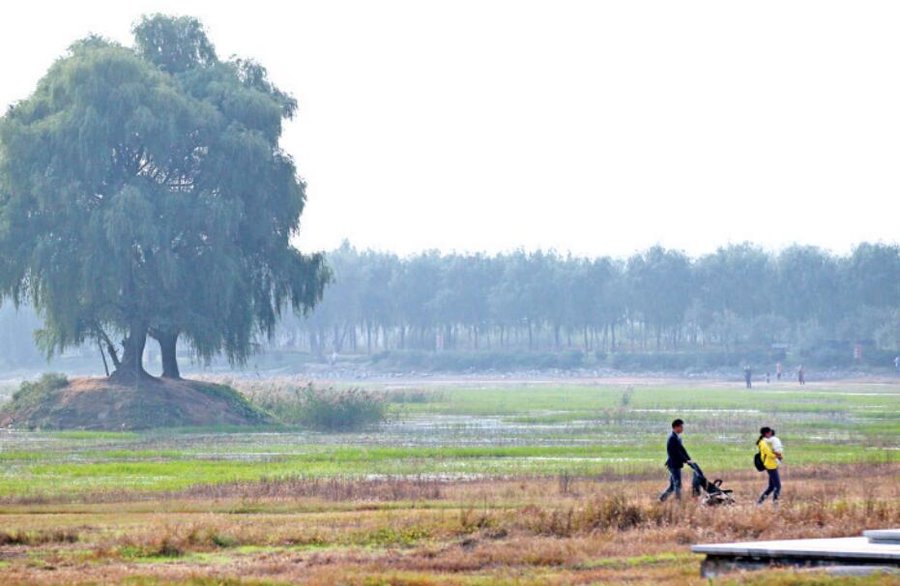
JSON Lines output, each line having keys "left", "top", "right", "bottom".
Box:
{"left": 753, "top": 449, "right": 765, "bottom": 472}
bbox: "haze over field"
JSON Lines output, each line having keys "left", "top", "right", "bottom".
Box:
{"left": 2, "top": 1, "right": 899, "bottom": 257}
{"left": 0, "top": 6, "right": 898, "bottom": 585}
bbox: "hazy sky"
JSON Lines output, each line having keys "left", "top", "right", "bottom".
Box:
{"left": 2, "top": 1, "right": 898, "bottom": 258}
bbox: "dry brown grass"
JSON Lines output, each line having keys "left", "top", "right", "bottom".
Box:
{"left": 180, "top": 475, "right": 446, "bottom": 502}
{"left": 0, "top": 462, "right": 897, "bottom": 584}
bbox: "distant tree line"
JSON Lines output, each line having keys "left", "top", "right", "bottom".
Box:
{"left": 1, "top": 241, "right": 897, "bottom": 372}
{"left": 276, "top": 241, "right": 899, "bottom": 364}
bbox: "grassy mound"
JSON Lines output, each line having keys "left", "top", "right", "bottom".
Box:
{"left": 0, "top": 373, "right": 269, "bottom": 430}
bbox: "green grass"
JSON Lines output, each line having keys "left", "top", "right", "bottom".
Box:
{"left": 0, "top": 381, "right": 896, "bottom": 498}
{"left": 404, "top": 384, "right": 897, "bottom": 415}
{"left": 577, "top": 551, "right": 697, "bottom": 569}
{"left": 49, "top": 430, "right": 141, "bottom": 440}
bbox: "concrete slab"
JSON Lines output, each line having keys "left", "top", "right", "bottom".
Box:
{"left": 865, "top": 529, "right": 900, "bottom": 544}
{"left": 692, "top": 533, "right": 900, "bottom": 577}
{"left": 823, "top": 565, "right": 899, "bottom": 577}
{"left": 693, "top": 536, "right": 900, "bottom": 561}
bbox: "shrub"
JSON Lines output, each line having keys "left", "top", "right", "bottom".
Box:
{"left": 15, "top": 372, "right": 68, "bottom": 398}
{"left": 254, "top": 384, "right": 387, "bottom": 431}
{"left": 520, "top": 494, "right": 646, "bottom": 536}
{"left": 580, "top": 493, "right": 644, "bottom": 531}
{"left": 3, "top": 372, "right": 69, "bottom": 413}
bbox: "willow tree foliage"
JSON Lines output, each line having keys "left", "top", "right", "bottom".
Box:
{"left": 0, "top": 15, "right": 328, "bottom": 379}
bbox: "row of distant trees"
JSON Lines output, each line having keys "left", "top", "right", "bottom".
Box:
{"left": 275, "top": 241, "right": 899, "bottom": 360}
{"left": 1, "top": 241, "right": 897, "bottom": 371}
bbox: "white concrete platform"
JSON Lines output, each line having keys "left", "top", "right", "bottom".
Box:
{"left": 694, "top": 536, "right": 900, "bottom": 561}
{"left": 692, "top": 529, "right": 900, "bottom": 577}
{"left": 864, "top": 529, "right": 900, "bottom": 544}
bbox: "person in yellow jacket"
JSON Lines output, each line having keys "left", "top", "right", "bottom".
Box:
{"left": 756, "top": 426, "right": 783, "bottom": 505}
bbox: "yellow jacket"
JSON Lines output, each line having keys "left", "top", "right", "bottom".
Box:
{"left": 758, "top": 438, "right": 779, "bottom": 470}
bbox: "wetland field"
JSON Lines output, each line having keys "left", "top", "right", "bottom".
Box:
{"left": 0, "top": 377, "right": 897, "bottom": 584}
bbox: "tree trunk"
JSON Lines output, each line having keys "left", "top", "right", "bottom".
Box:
{"left": 157, "top": 330, "right": 181, "bottom": 379}
{"left": 113, "top": 320, "right": 149, "bottom": 381}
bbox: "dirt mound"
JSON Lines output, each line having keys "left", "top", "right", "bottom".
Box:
{"left": 0, "top": 375, "right": 270, "bottom": 430}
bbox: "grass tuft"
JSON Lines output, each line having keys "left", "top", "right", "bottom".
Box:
{"left": 251, "top": 384, "right": 387, "bottom": 431}
{"left": 0, "top": 528, "right": 79, "bottom": 545}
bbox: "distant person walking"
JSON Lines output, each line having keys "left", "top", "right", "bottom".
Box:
{"left": 658, "top": 418, "right": 692, "bottom": 502}
{"left": 756, "top": 426, "right": 783, "bottom": 505}
{"left": 797, "top": 365, "right": 805, "bottom": 385}
{"left": 744, "top": 366, "right": 752, "bottom": 389}
{"left": 776, "top": 362, "right": 782, "bottom": 381}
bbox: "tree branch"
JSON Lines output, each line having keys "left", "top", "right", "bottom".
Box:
{"left": 93, "top": 323, "right": 121, "bottom": 369}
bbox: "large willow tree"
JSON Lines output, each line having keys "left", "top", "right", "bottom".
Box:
{"left": 0, "top": 15, "right": 328, "bottom": 380}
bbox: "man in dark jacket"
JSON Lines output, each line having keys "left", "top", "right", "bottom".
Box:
{"left": 658, "top": 418, "right": 692, "bottom": 502}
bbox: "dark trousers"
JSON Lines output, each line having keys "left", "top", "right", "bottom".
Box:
{"left": 759, "top": 468, "right": 781, "bottom": 502}
{"left": 659, "top": 466, "right": 682, "bottom": 501}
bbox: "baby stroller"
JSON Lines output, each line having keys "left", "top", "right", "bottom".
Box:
{"left": 688, "top": 462, "right": 735, "bottom": 506}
